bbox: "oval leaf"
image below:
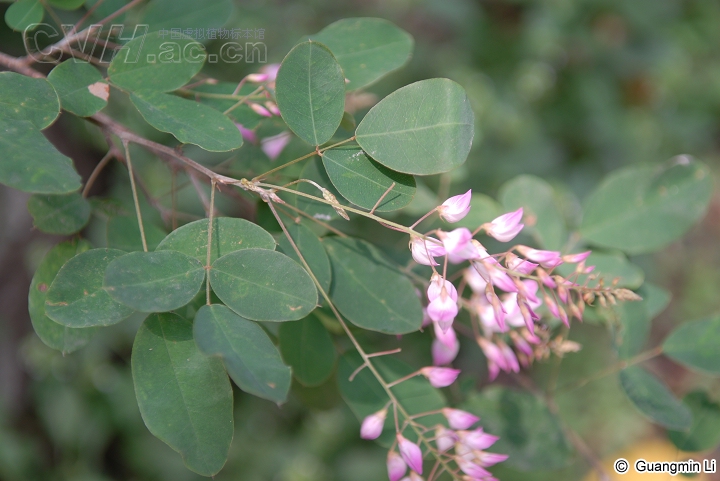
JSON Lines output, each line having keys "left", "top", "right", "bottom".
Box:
{"left": 0, "top": 72, "right": 59, "bottom": 129}
{"left": 580, "top": 159, "right": 713, "bottom": 254}
{"left": 322, "top": 146, "right": 416, "bottom": 212}
{"left": 132, "top": 313, "right": 233, "bottom": 476}
{"left": 0, "top": 119, "right": 81, "bottom": 194}
{"left": 131, "top": 90, "right": 243, "bottom": 151}
{"left": 104, "top": 250, "right": 205, "bottom": 312}
{"left": 619, "top": 366, "right": 692, "bottom": 430}
{"left": 209, "top": 249, "right": 317, "bottom": 322}
{"left": 356, "top": 78, "right": 475, "bottom": 175}
{"left": 668, "top": 391, "right": 720, "bottom": 452}
{"left": 27, "top": 192, "right": 91, "bottom": 235}
{"left": 108, "top": 32, "right": 206, "bottom": 92}
{"left": 276, "top": 222, "right": 331, "bottom": 296}
{"left": 463, "top": 387, "right": 573, "bottom": 471}
{"left": 4, "top": 0, "right": 43, "bottom": 32}
{"left": 47, "top": 60, "right": 108, "bottom": 117}
{"left": 157, "top": 217, "right": 276, "bottom": 263}
{"left": 194, "top": 305, "right": 291, "bottom": 403}
{"left": 279, "top": 314, "right": 336, "bottom": 387}
{"left": 45, "top": 248, "right": 135, "bottom": 327}
{"left": 663, "top": 315, "right": 720, "bottom": 374}
{"left": 29, "top": 241, "right": 96, "bottom": 353}
{"left": 324, "top": 237, "right": 423, "bottom": 334}
{"left": 310, "top": 18, "right": 413, "bottom": 90}
{"left": 275, "top": 41, "right": 346, "bottom": 146}
{"left": 499, "top": 175, "right": 567, "bottom": 250}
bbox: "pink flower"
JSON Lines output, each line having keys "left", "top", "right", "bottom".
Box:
{"left": 387, "top": 450, "right": 407, "bottom": 481}
{"left": 420, "top": 367, "right": 460, "bottom": 387}
{"left": 410, "top": 236, "right": 446, "bottom": 266}
{"left": 261, "top": 131, "right": 292, "bottom": 160}
{"left": 438, "top": 189, "right": 472, "bottom": 223}
{"left": 516, "top": 246, "right": 563, "bottom": 268}
{"left": 235, "top": 123, "right": 257, "bottom": 144}
{"left": 477, "top": 452, "right": 509, "bottom": 466}
{"left": 245, "top": 72, "right": 269, "bottom": 83}
{"left": 442, "top": 408, "right": 480, "bottom": 430}
{"left": 478, "top": 339, "right": 508, "bottom": 381}
{"left": 427, "top": 274, "right": 458, "bottom": 302}
{"left": 435, "top": 425, "right": 458, "bottom": 452}
{"left": 433, "top": 321, "right": 458, "bottom": 349}
{"left": 250, "top": 102, "right": 273, "bottom": 117}
{"left": 426, "top": 282, "right": 458, "bottom": 332}
{"left": 505, "top": 252, "right": 537, "bottom": 275}
{"left": 498, "top": 342, "right": 520, "bottom": 373}
{"left": 457, "top": 459, "right": 492, "bottom": 479}
{"left": 458, "top": 428, "right": 499, "bottom": 450}
{"left": 438, "top": 228, "right": 479, "bottom": 263}
{"left": 397, "top": 434, "right": 423, "bottom": 474}
{"left": 432, "top": 337, "right": 459, "bottom": 365}
{"left": 464, "top": 266, "right": 488, "bottom": 293}
{"left": 360, "top": 408, "right": 386, "bottom": 439}
{"left": 264, "top": 101, "right": 281, "bottom": 116}
{"left": 260, "top": 63, "right": 280, "bottom": 83}
{"left": 483, "top": 208, "right": 524, "bottom": 242}
{"left": 562, "top": 251, "right": 591, "bottom": 264}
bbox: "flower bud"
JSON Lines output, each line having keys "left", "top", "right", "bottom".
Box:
{"left": 261, "top": 131, "right": 292, "bottom": 160}
{"left": 387, "top": 450, "right": 407, "bottom": 481}
{"left": 427, "top": 273, "right": 458, "bottom": 302}
{"left": 235, "top": 123, "right": 257, "bottom": 144}
{"left": 360, "top": 408, "right": 387, "bottom": 439}
{"left": 410, "top": 236, "right": 446, "bottom": 266}
{"left": 516, "top": 246, "right": 563, "bottom": 268}
{"left": 442, "top": 408, "right": 480, "bottom": 430}
{"left": 438, "top": 189, "right": 472, "bottom": 223}
{"left": 420, "top": 367, "right": 461, "bottom": 387}
{"left": 457, "top": 459, "right": 492, "bottom": 479}
{"left": 434, "top": 425, "right": 458, "bottom": 452}
{"left": 438, "top": 228, "right": 479, "bottom": 263}
{"left": 264, "top": 101, "right": 281, "bottom": 116}
{"left": 397, "top": 434, "right": 423, "bottom": 474}
{"left": 483, "top": 208, "right": 524, "bottom": 242}
{"left": 426, "top": 294, "right": 458, "bottom": 331}
{"left": 562, "top": 251, "right": 591, "bottom": 264}
{"left": 432, "top": 336, "right": 459, "bottom": 366}
{"left": 250, "top": 102, "right": 273, "bottom": 117}
{"left": 458, "top": 428, "right": 499, "bottom": 450}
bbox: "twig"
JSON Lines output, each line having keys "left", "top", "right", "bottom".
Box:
{"left": 82, "top": 149, "right": 115, "bottom": 197}
{"left": 123, "top": 140, "right": 147, "bottom": 252}
{"left": 369, "top": 182, "right": 395, "bottom": 215}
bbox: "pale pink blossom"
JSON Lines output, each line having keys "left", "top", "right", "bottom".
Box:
{"left": 458, "top": 428, "right": 500, "bottom": 450}
{"left": 438, "top": 228, "right": 479, "bottom": 263}
{"left": 464, "top": 266, "right": 488, "bottom": 293}
{"left": 562, "top": 251, "right": 591, "bottom": 264}
{"left": 516, "top": 246, "right": 563, "bottom": 268}
{"left": 457, "top": 459, "right": 492, "bottom": 479}
{"left": 235, "top": 123, "right": 257, "bottom": 144}
{"left": 427, "top": 274, "right": 458, "bottom": 302}
{"left": 260, "top": 63, "right": 280, "bottom": 83}
{"left": 442, "top": 408, "right": 480, "bottom": 430}
{"left": 478, "top": 339, "right": 508, "bottom": 381}
{"left": 483, "top": 208, "right": 524, "bottom": 242}
{"left": 505, "top": 252, "right": 537, "bottom": 274}
{"left": 498, "top": 342, "right": 520, "bottom": 373}
{"left": 420, "top": 367, "right": 461, "bottom": 388}
{"left": 433, "top": 321, "right": 458, "bottom": 349}
{"left": 397, "top": 434, "right": 423, "bottom": 474}
{"left": 245, "top": 72, "right": 269, "bottom": 83}
{"left": 410, "top": 236, "right": 446, "bottom": 266}
{"left": 435, "top": 425, "right": 458, "bottom": 452}
{"left": 261, "top": 131, "right": 292, "bottom": 160}
{"left": 387, "top": 450, "right": 407, "bottom": 481}
{"left": 250, "top": 102, "right": 273, "bottom": 117}
{"left": 264, "top": 101, "right": 281, "bottom": 116}
{"left": 432, "top": 337, "right": 459, "bottom": 365}
{"left": 360, "top": 408, "right": 386, "bottom": 439}
{"left": 476, "top": 452, "right": 509, "bottom": 467}
{"left": 438, "top": 189, "right": 472, "bottom": 223}
{"left": 426, "top": 288, "right": 458, "bottom": 332}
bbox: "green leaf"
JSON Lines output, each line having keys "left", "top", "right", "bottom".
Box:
{"left": 338, "top": 352, "right": 445, "bottom": 445}
{"left": 210, "top": 249, "right": 317, "bottom": 322}
{"left": 356, "top": 78, "right": 475, "bottom": 175}
{"left": 276, "top": 222, "right": 331, "bottom": 296}
{"left": 557, "top": 251, "right": 644, "bottom": 289}
{"left": 140, "top": 0, "right": 233, "bottom": 33}
{"left": 194, "top": 305, "right": 291, "bottom": 403}
{"left": 0, "top": 119, "right": 81, "bottom": 194}
{"left": 45, "top": 248, "right": 135, "bottom": 327}
{"left": 157, "top": 218, "right": 276, "bottom": 263}
{"left": 47, "top": 0, "right": 85, "bottom": 9}
{"left": 27, "top": 192, "right": 91, "bottom": 235}
{"left": 322, "top": 146, "right": 415, "bottom": 212}
{"left": 324, "top": 237, "right": 422, "bottom": 334}
{"left": 4, "top": 0, "right": 43, "bottom": 31}
{"left": 106, "top": 216, "right": 166, "bottom": 252}
{"left": 107, "top": 32, "right": 206, "bottom": 92}
{"left": 499, "top": 175, "right": 566, "bottom": 250}
{"left": 580, "top": 160, "right": 713, "bottom": 254}
{"left": 663, "top": 315, "right": 720, "bottom": 374}
{"left": 463, "top": 387, "right": 573, "bottom": 471}
{"left": 104, "top": 251, "right": 205, "bottom": 312}
{"left": 668, "top": 391, "right": 720, "bottom": 452}
{"left": 132, "top": 313, "right": 233, "bottom": 476}
{"left": 615, "top": 283, "right": 670, "bottom": 359}
{"left": 275, "top": 41, "right": 346, "bottom": 146}
{"left": 47, "top": 60, "right": 108, "bottom": 117}
{"left": 28, "top": 240, "right": 96, "bottom": 353}
{"left": 130, "top": 90, "right": 243, "bottom": 151}
{"left": 294, "top": 157, "right": 347, "bottom": 222}
{"left": 310, "top": 18, "right": 413, "bottom": 90}
{"left": 279, "top": 314, "right": 336, "bottom": 387}
{"left": 0, "top": 72, "right": 59, "bottom": 129}
{"left": 618, "top": 366, "right": 692, "bottom": 430}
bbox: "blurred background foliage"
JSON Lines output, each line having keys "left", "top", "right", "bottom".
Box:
{"left": 1, "top": 0, "right": 719, "bottom": 480}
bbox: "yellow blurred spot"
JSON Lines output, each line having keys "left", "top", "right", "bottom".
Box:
{"left": 583, "top": 438, "right": 710, "bottom": 481}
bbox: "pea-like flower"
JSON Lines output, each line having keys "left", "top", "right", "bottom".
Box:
{"left": 438, "top": 189, "right": 472, "bottom": 223}
{"left": 360, "top": 408, "right": 387, "bottom": 440}
{"left": 387, "top": 450, "right": 407, "bottom": 481}
{"left": 420, "top": 367, "right": 461, "bottom": 387}
{"left": 397, "top": 434, "right": 424, "bottom": 474}
{"left": 483, "top": 208, "right": 524, "bottom": 242}
{"left": 442, "top": 408, "right": 480, "bottom": 430}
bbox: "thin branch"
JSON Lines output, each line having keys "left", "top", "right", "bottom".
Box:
{"left": 82, "top": 149, "right": 115, "bottom": 197}
{"left": 369, "top": 182, "right": 395, "bottom": 215}
{"left": 206, "top": 181, "right": 216, "bottom": 305}
{"left": 123, "top": 140, "right": 147, "bottom": 252}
